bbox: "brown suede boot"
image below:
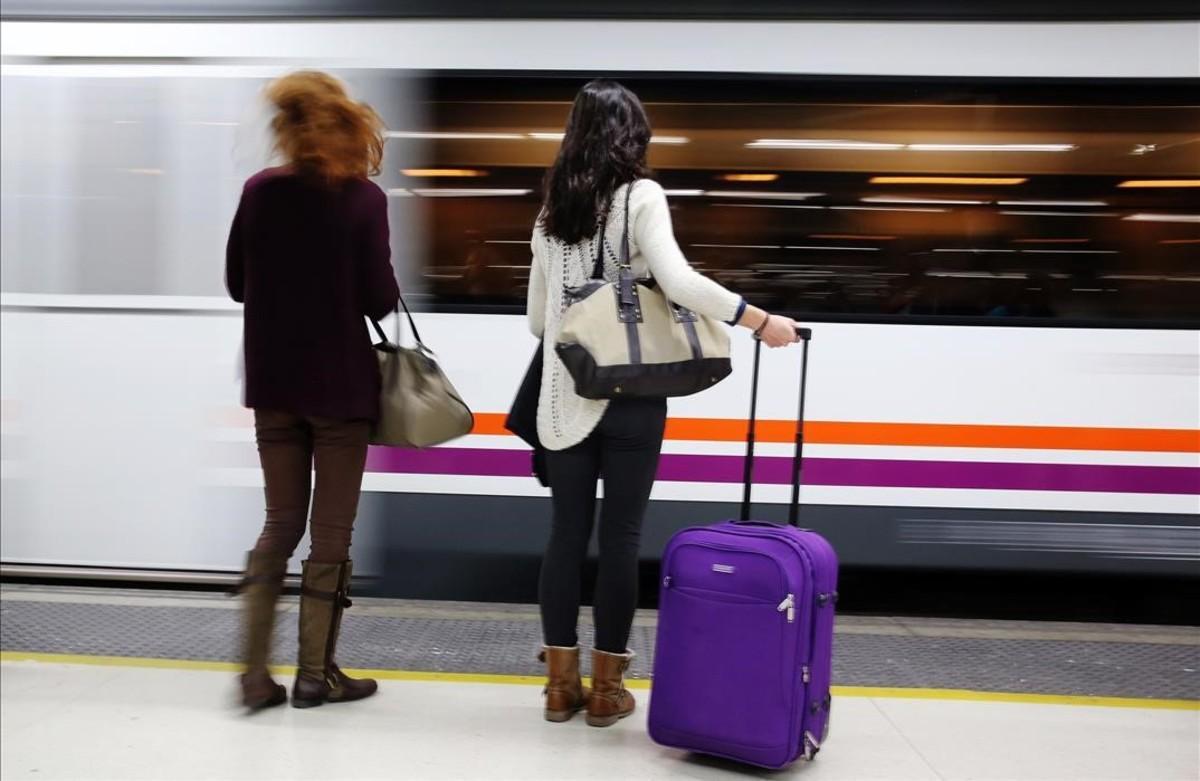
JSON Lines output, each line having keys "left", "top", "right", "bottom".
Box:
{"left": 291, "top": 560, "right": 378, "bottom": 709}
{"left": 234, "top": 550, "right": 288, "bottom": 712}
{"left": 538, "top": 645, "right": 588, "bottom": 722}
{"left": 586, "top": 649, "right": 636, "bottom": 727}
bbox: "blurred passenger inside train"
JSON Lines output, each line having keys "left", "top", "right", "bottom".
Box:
{"left": 224, "top": 70, "right": 399, "bottom": 712}
{"left": 528, "top": 79, "right": 800, "bottom": 727}
{"left": 462, "top": 229, "right": 517, "bottom": 300}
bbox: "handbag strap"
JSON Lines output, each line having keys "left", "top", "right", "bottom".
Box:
{"left": 370, "top": 294, "right": 424, "bottom": 347}
{"left": 589, "top": 180, "right": 636, "bottom": 280}
{"left": 590, "top": 207, "right": 610, "bottom": 280}
{"left": 620, "top": 180, "right": 634, "bottom": 268}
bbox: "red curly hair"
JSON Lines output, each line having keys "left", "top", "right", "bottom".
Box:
{"left": 266, "top": 71, "right": 385, "bottom": 183}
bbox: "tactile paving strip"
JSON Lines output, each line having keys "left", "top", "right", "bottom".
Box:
{"left": 2, "top": 590, "right": 1197, "bottom": 700}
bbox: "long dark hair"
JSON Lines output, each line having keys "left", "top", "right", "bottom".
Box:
{"left": 540, "top": 80, "right": 653, "bottom": 244}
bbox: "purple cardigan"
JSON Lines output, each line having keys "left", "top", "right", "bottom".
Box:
{"left": 225, "top": 168, "right": 400, "bottom": 420}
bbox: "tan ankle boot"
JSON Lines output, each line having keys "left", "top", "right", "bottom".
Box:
{"left": 586, "top": 649, "right": 636, "bottom": 727}
{"left": 292, "top": 560, "right": 378, "bottom": 709}
{"left": 538, "top": 645, "right": 588, "bottom": 722}
{"left": 234, "top": 550, "right": 288, "bottom": 712}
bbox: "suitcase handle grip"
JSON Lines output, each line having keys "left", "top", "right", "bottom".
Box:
{"left": 795, "top": 327, "right": 812, "bottom": 342}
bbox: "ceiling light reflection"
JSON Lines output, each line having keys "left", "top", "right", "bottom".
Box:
{"left": 932, "top": 248, "right": 1016, "bottom": 254}
{"left": 692, "top": 243, "right": 779, "bottom": 250}
{"left": 747, "top": 140, "right": 1075, "bottom": 153}
{"left": 402, "top": 168, "right": 488, "bottom": 178}
{"left": 1021, "top": 249, "right": 1119, "bottom": 254}
{"left": 747, "top": 139, "right": 904, "bottom": 150}
{"left": 831, "top": 205, "right": 947, "bottom": 213}
{"left": 929, "top": 271, "right": 1030, "bottom": 278}
{"left": 1122, "top": 214, "right": 1200, "bottom": 223}
{"left": 716, "top": 204, "right": 827, "bottom": 210}
{"left": 706, "top": 190, "right": 823, "bottom": 200}
{"left": 862, "top": 196, "right": 987, "bottom": 205}
{"left": 1011, "top": 238, "right": 1090, "bottom": 244}
{"left": 908, "top": 143, "right": 1076, "bottom": 152}
{"left": 810, "top": 234, "right": 896, "bottom": 240}
{"left": 871, "top": 176, "right": 1027, "bottom": 186}
{"left": 997, "top": 200, "right": 1108, "bottom": 207}
{"left": 785, "top": 246, "right": 882, "bottom": 252}
{"left": 719, "top": 173, "right": 780, "bottom": 183}
{"left": 1117, "top": 180, "right": 1200, "bottom": 188}
{"left": 1001, "top": 210, "right": 1118, "bottom": 218}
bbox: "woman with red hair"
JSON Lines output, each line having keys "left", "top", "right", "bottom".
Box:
{"left": 225, "top": 71, "right": 399, "bottom": 711}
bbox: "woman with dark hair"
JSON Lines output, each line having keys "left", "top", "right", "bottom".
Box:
{"left": 529, "top": 80, "right": 798, "bottom": 727}
{"left": 225, "top": 71, "right": 399, "bottom": 711}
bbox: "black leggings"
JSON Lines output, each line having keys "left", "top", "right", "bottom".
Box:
{"left": 539, "top": 397, "right": 667, "bottom": 654}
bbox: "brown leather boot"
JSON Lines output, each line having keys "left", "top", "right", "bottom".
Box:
{"left": 234, "top": 550, "right": 288, "bottom": 712}
{"left": 538, "top": 645, "right": 588, "bottom": 722}
{"left": 586, "top": 649, "right": 636, "bottom": 727}
{"left": 291, "top": 560, "right": 378, "bottom": 709}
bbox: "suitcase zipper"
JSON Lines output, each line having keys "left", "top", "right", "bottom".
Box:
{"left": 664, "top": 574, "right": 795, "bottom": 623}
{"left": 777, "top": 593, "right": 795, "bottom": 623}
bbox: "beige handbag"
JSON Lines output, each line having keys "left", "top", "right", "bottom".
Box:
{"left": 556, "top": 183, "right": 732, "bottom": 400}
{"left": 370, "top": 297, "right": 474, "bottom": 448}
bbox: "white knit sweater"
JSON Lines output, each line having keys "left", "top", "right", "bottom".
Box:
{"left": 526, "top": 180, "right": 744, "bottom": 451}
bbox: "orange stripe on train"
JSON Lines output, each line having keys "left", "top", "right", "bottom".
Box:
{"left": 470, "top": 413, "right": 1199, "bottom": 453}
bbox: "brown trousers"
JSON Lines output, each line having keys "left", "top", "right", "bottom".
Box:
{"left": 252, "top": 409, "right": 371, "bottom": 564}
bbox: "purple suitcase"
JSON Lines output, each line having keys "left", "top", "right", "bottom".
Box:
{"left": 648, "top": 329, "right": 839, "bottom": 769}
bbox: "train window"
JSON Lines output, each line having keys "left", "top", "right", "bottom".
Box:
{"left": 2, "top": 70, "right": 1195, "bottom": 326}
{"left": 399, "top": 74, "right": 1200, "bottom": 326}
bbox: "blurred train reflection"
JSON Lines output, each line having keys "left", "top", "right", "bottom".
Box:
{"left": 405, "top": 76, "right": 1199, "bottom": 322}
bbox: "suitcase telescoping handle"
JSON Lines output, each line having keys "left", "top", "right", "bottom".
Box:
{"left": 739, "top": 327, "right": 813, "bottom": 526}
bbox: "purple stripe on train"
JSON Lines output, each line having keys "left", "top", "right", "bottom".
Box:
{"left": 365, "top": 447, "right": 1200, "bottom": 495}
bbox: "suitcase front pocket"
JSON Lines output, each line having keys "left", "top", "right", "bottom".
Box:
{"left": 662, "top": 542, "right": 788, "bottom": 603}
{"left": 652, "top": 584, "right": 795, "bottom": 753}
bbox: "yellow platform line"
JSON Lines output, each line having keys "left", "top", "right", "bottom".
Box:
{"left": 3, "top": 651, "right": 1196, "bottom": 711}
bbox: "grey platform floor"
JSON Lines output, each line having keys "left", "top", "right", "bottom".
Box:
{"left": 1, "top": 584, "right": 1197, "bottom": 700}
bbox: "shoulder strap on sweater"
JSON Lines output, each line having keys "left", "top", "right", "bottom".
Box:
{"left": 620, "top": 180, "right": 636, "bottom": 268}
{"left": 590, "top": 196, "right": 610, "bottom": 280}
{"left": 589, "top": 180, "right": 638, "bottom": 280}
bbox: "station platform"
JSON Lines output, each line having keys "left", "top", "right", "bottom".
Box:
{"left": 2, "top": 583, "right": 1197, "bottom": 780}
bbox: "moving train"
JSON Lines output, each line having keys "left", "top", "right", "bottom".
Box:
{"left": 1, "top": 6, "right": 1197, "bottom": 599}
